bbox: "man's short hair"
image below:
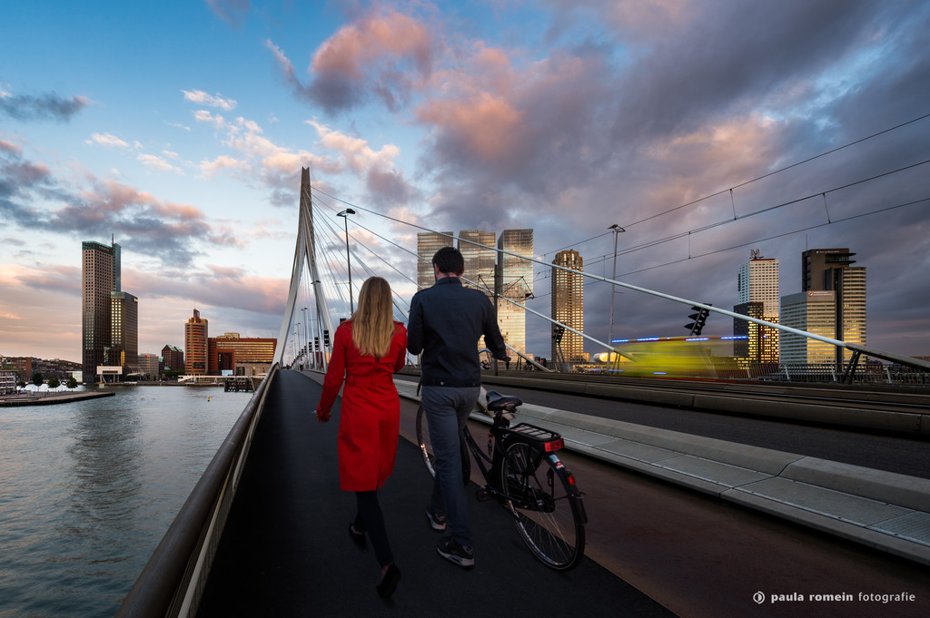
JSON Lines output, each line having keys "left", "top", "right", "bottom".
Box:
{"left": 432, "top": 246, "right": 464, "bottom": 275}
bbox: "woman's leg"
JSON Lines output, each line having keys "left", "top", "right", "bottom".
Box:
{"left": 355, "top": 490, "right": 394, "bottom": 567}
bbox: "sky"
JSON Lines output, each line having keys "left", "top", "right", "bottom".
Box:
{"left": 2, "top": 0, "right": 929, "bottom": 363}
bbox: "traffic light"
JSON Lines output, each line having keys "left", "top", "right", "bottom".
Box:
{"left": 552, "top": 325, "right": 565, "bottom": 343}
{"left": 323, "top": 329, "right": 331, "bottom": 348}
{"left": 685, "top": 305, "right": 711, "bottom": 336}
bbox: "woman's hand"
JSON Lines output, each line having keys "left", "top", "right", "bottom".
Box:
{"left": 316, "top": 408, "right": 331, "bottom": 423}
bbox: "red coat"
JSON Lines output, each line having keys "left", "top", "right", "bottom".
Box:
{"left": 316, "top": 320, "right": 407, "bottom": 492}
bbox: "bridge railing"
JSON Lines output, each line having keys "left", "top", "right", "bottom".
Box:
{"left": 117, "top": 364, "right": 279, "bottom": 617}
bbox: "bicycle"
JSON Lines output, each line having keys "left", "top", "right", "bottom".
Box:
{"left": 415, "top": 389, "right": 587, "bottom": 570}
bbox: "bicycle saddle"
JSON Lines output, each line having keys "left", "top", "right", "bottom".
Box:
{"left": 485, "top": 390, "right": 523, "bottom": 412}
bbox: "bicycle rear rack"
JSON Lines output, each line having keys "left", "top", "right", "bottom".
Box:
{"left": 507, "top": 423, "right": 565, "bottom": 452}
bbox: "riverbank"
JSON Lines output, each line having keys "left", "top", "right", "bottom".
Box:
{"left": 0, "top": 391, "right": 115, "bottom": 407}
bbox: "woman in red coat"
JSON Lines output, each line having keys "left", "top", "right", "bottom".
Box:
{"left": 315, "top": 276, "right": 407, "bottom": 599}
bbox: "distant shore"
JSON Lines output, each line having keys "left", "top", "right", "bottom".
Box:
{"left": 0, "top": 391, "right": 116, "bottom": 407}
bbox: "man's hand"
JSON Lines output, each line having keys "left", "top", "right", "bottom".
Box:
{"left": 316, "top": 408, "right": 331, "bottom": 423}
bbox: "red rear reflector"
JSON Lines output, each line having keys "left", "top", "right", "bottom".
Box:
{"left": 545, "top": 438, "right": 564, "bottom": 452}
{"left": 566, "top": 473, "right": 576, "bottom": 486}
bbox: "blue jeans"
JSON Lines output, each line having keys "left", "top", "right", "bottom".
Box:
{"left": 422, "top": 385, "right": 480, "bottom": 547}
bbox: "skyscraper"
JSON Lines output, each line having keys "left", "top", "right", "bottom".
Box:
{"left": 82, "top": 241, "right": 116, "bottom": 382}
{"left": 82, "top": 239, "right": 137, "bottom": 382}
{"left": 497, "top": 229, "right": 534, "bottom": 356}
{"left": 416, "top": 231, "right": 453, "bottom": 290}
{"left": 552, "top": 250, "right": 584, "bottom": 363}
{"left": 458, "top": 230, "right": 496, "bottom": 297}
{"left": 185, "top": 309, "right": 209, "bottom": 375}
{"left": 796, "top": 248, "right": 867, "bottom": 364}
{"left": 733, "top": 250, "right": 780, "bottom": 363}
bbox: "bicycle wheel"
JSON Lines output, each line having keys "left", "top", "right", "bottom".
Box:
{"left": 500, "top": 442, "right": 585, "bottom": 570}
{"left": 414, "top": 405, "right": 471, "bottom": 484}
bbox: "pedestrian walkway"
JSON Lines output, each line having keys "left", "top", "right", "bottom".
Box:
{"left": 198, "top": 370, "right": 671, "bottom": 617}
{"left": 391, "top": 379, "right": 930, "bottom": 568}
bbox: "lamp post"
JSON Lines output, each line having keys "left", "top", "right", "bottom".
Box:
{"left": 607, "top": 224, "right": 625, "bottom": 351}
{"left": 301, "top": 307, "right": 309, "bottom": 360}
{"left": 337, "top": 209, "right": 356, "bottom": 315}
{"left": 296, "top": 322, "right": 302, "bottom": 366}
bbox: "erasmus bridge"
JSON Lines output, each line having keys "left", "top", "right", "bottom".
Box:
{"left": 118, "top": 169, "right": 930, "bottom": 616}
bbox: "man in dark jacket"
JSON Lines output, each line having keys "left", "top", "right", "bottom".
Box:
{"left": 407, "top": 246, "right": 508, "bottom": 569}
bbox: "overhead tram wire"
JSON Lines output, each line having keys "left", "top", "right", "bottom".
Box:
{"left": 526, "top": 111, "right": 930, "bottom": 259}
{"left": 314, "top": 155, "right": 930, "bottom": 288}
{"left": 529, "top": 193, "right": 930, "bottom": 301}
{"left": 622, "top": 110, "right": 930, "bottom": 230}
{"left": 548, "top": 157, "right": 930, "bottom": 267}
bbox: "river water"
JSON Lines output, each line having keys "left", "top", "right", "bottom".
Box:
{"left": 0, "top": 386, "right": 248, "bottom": 617}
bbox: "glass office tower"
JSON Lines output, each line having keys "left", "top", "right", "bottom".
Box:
{"left": 416, "top": 231, "right": 454, "bottom": 290}
{"left": 497, "top": 229, "right": 534, "bottom": 356}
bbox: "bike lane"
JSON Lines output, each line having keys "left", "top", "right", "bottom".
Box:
{"left": 199, "top": 369, "right": 671, "bottom": 616}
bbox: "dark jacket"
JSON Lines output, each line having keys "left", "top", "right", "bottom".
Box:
{"left": 407, "top": 277, "right": 507, "bottom": 387}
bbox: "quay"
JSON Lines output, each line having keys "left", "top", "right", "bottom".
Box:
{"left": 0, "top": 391, "right": 115, "bottom": 407}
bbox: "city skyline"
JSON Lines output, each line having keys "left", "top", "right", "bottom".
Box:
{"left": 2, "top": 2, "right": 929, "bottom": 361}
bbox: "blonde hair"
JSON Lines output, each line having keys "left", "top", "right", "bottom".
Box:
{"left": 352, "top": 277, "right": 395, "bottom": 358}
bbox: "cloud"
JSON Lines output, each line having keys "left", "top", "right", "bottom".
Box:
{"left": 125, "top": 264, "right": 287, "bottom": 315}
{"left": 2, "top": 142, "right": 241, "bottom": 267}
{"left": 182, "top": 89, "right": 238, "bottom": 111}
{"left": 307, "top": 120, "right": 398, "bottom": 173}
{"left": 0, "top": 142, "right": 56, "bottom": 227}
{"left": 86, "top": 132, "right": 130, "bottom": 148}
{"left": 268, "top": 8, "right": 437, "bottom": 113}
{"left": 137, "top": 153, "right": 183, "bottom": 174}
{"left": 190, "top": 112, "right": 342, "bottom": 199}
{"left": 199, "top": 154, "right": 247, "bottom": 177}
{"left": 0, "top": 90, "right": 88, "bottom": 122}
{"left": 205, "top": 0, "right": 249, "bottom": 27}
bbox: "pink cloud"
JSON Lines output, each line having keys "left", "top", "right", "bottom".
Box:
{"left": 311, "top": 9, "right": 433, "bottom": 77}
{"left": 418, "top": 93, "right": 522, "bottom": 163}
{"left": 269, "top": 8, "right": 437, "bottom": 113}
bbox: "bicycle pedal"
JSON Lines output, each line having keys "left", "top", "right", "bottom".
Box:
{"left": 476, "top": 488, "right": 493, "bottom": 502}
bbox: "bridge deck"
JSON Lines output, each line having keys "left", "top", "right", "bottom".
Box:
{"left": 198, "top": 369, "right": 670, "bottom": 616}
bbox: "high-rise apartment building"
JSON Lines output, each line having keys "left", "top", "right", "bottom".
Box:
{"left": 458, "top": 230, "right": 496, "bottom": 297}
{"left": 796, "top": 248, "right": 867, "bottom": 364}
{"left": 416, "top": 231, "right": 453, "bottom": 290}
{"left": 497, "top": 229, "right": 534, "bottom": 356}
{"left": 551, "top": 250, "right": 584, "bottom": 363}
{"left": 733, "top": 251, "right": 780, "bottom": 363}
{"left": 82, "top": 239, "right": 138, "bottom": 382}
{"left": 185, "top": 309, "right": 209, "bottom": 375}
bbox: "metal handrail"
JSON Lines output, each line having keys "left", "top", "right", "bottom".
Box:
{"left": 117, "top": 364, "right": 279, "bottom": 617}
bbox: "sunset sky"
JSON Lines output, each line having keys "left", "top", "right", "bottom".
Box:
{"left": 2, "top": 0, "right": 929, "bottom": 362}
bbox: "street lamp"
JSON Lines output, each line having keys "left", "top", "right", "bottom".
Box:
{"left": 607, "top": 224, "right": 625, "bottom": 347}
{"left": 337, "top": 208, "right": 357, "bottom": 315}
{"left": 301, "top": 307, "right": 309, "bottom": 359}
